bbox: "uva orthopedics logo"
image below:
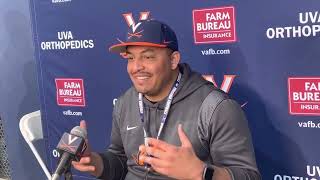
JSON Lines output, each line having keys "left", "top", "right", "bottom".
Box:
{"left": 192, "top": 6, "right": 237, "bottom": 44}
{"left": 266, "top": 11, "right": 320, "bottom": 39}
{"left": 288, "top": 77, "right": 320, "bottom": 115}
{"left": 55, "top": 78, "right": 86, "bottom": 107}
{"left": 41, "top": 31, "right": 94, "bottom": 50}
{"left": 274, "top": 165, "right": 320, "bottom": 180}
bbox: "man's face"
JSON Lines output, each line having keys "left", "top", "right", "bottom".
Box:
{"left": 125, "top": 46, "right": 175, "bottom": 99}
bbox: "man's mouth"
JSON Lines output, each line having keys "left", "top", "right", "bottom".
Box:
{"left": 133, "top": 73, "right": 152, "bottom": 81}
{"left": 136, "top": 76, "right": 150, "bottom": 80}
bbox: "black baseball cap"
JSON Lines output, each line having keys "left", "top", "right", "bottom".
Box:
{"left": 109, "top": 19, "right": 178, "bottom": 53}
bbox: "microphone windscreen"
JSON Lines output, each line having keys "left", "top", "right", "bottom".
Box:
{"left": 70, "top": 126, "right": 87, "bottom": 139}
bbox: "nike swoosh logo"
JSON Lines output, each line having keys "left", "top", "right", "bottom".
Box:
{"left": 241, "top": 101, "right": 248, "bottom": 108}
{"left": 126, "top": 125, "right": 138, "bottom": 131}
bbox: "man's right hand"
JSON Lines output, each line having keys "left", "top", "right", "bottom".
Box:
{"left": 71, "top": 120, "right": 104, "bottom": 177}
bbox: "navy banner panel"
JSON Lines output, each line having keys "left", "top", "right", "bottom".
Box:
{"left": 28, "top": 0, "right": 320, "bottom": 179}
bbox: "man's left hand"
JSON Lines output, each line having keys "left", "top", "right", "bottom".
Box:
{"left": 139, "top": 124, "right": 205, "bottom": 180}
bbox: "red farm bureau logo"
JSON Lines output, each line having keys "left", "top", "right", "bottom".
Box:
{"left": 193, "top": 6, "right": 236, "bottom": 44}
{"left": 55, "top": 78, "right": 85, "bottom": 107}
{"left": 288, "top": 77, "right": 320, "bottom": 115}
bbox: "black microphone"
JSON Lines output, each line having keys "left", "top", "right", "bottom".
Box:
{"left": 52, "top": 126, "right": 87, "bottom": 180}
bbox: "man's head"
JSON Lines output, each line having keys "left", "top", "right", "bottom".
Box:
{"left": 109, "top": 20, "right": 180, "bottom": 101}
{"left": 125, "top": 46, "right": 180, "bottom": 101}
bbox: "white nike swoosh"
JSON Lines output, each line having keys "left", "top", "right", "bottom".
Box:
{"left": 241, "top": 101, "right": 248, "bottom": 108}
{"left": 126, "top": 125, "right": 138, "bottom": 131}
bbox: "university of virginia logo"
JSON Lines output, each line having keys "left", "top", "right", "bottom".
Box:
{"left": 115, "top": 11, "right": 151, "bottom": 43}
{"left": 56, "top": 133, "right": 85, "bottom": 155}
{"left": 203, "top": 75, "right": 236, "bottom": 93}
{"left": 203, "top": 75, "right": 248, "bottom": 107}
{"left": 123, "top": 12, "right": 150, "bottom": 31}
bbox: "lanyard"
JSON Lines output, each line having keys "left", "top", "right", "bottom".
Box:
{"left": 138, "top": 72, "right": 182, "bottom": 146}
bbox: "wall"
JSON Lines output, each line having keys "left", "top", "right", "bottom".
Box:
{"left": 0, "top": 0, "right": 45, "bottom": 179}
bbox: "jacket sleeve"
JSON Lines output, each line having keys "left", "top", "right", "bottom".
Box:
{"left": 200, "top": 95, "right": 261, "bottom": 180}
{"left": 97, "top": 98, "right": 128, "bottom": 180}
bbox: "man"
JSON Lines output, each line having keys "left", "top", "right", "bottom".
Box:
{"left": 72, "top": 19, "right": 261, "bottom": 180}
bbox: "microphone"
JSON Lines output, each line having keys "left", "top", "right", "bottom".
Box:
{"left": 52, "top": 126, "right": 87, "bottom": 180}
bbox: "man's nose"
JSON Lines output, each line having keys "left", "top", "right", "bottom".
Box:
{"left": 133, "top": 58, "right": 144, "bottom": 72}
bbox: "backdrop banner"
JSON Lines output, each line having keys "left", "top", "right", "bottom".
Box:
{"left": 28, "top": 0, "right": 320, "bottom": 179}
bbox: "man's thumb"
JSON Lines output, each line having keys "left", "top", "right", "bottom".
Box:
{"left": 79, "top": 120, "right": 91, "bottom": 156}
{"left": 80, "top": 120, "right": 87, "bottom": 130}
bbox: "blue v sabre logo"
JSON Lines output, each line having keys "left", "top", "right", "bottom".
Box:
{"left": 68, "top": 135, "right": 78, "bottom": 145}
{"left": 128, "top": 22, "right": 144, "bottom": 39}
{"left": 56, "top": 133, "right": 84, "bottom": 154}
{"left": 131, "top": 22, "right": 142, "bottom": 33}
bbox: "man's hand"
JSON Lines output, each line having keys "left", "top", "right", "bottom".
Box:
{"left": 139, "top": 124, "right": 205, "bottom": 180}
{"left": 71, "top": 120, "right": 104, "bottom": 177}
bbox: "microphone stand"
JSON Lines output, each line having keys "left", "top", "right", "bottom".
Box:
{"left": 64, "top": 165, "right": 73, "bottom": 180}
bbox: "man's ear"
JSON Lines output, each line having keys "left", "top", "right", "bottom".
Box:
{"left": 170, "top": 51, "right": 180, "bottom": 70}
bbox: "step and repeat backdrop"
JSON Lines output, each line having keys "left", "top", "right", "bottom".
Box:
{"left": 28, "top": 0, "right": 320, "bottom": 179}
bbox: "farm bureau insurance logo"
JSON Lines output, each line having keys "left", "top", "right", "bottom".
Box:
{"left": 41, "top": 31, "right": 94, "bottom": 50}
{"left": 55, "top": 78, "right": 86, "bottom": 107}
{"left": 288, "top": 77, "right": 320, "bottom": 115}
{"left": 266, "top": 11, "right": 320, "bottom": 39}
{"left": 193, "top": 6, "right": 236, "bottom": 44}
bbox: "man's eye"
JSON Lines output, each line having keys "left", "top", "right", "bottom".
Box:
{"left": 143, "top": 55, "right": 155, "bottom": 60}
{"left": 126, "top": 56, "right": 134, "bottom": 61}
